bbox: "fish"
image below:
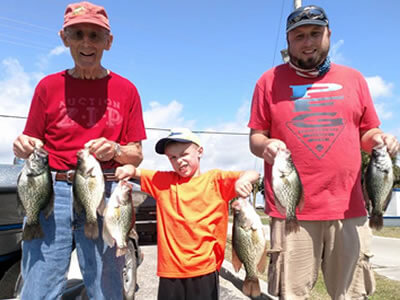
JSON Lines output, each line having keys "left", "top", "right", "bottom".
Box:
{"left": 272, "top": 148, "right": 304, "bottom": 233}
{"left": 231, "top": 197, "right": 268, "bottom": 298}
{"left": 73, "top": 148, "right": 105, "bottom": 239}
{"left": 103, "top": 180, "right": 135, "bottom": 257}
{"left": 363, "top": 145, "right": 394, "bottom": 230}
{"left": 16, "top": 147, "right": 54, "bottom": 240}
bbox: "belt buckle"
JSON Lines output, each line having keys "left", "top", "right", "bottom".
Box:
{"left": 66, "top": 170, "right": 74, "bottom": 184}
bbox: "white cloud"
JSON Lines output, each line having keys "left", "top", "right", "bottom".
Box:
{"left": 140, "top": 100, "right": 263, "bottom": 175}
{"left": 36, "top": 45, "right": 68, "bottom": 70}
{"left": 374, "top": 103, "right": 393, "bottom": 120}
{"left": 365, "top": 76, "right": 394, "bottom": 99}
{"left": 330, "top": 39, "right": 345, "bottom": 64}
{"left": 364, "top": 76, "right": 395, "bottom": 122}
{"left": 49, "top": 46, "right": 68, "bottom": 56}
{"left": 0, "top": 58, "right": 42, "bottom": 164}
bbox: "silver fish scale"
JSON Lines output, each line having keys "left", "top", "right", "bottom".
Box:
{"left": 365, "top": 148, "right": 393, "bottom": 213}
{"left": 18, "top": 172, "right": 52, "bottom": 223}
{"left": 111, "top": 203, "right": 132, "bottom": 248}
{"left": 232, "top": 223, "right": 260, "bottom": 279}
{"left": 274, "top": 168, "right": 302, "bottom": 216}
{"left": 73, "top": 173, "right": 104, "bottom": 223}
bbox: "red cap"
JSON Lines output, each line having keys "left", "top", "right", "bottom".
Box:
{"left": 63, "top": 1, "right": 110, "bottom": 31}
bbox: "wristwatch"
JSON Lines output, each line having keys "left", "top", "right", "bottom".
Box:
{"left": 113, "top": 142, "right": 122, "bottom": 159}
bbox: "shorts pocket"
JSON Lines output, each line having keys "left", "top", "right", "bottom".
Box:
{"left": 267, "top": 248, "right": 284, "bottom": 297}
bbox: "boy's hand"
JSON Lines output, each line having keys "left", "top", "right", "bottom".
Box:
{"left": 235, "top": 178, "right": 253, "bottom": 198}
{"left": 115, "top": 164, "right": 136, "bottom": 181}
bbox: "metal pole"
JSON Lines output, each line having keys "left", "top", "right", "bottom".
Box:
{"left": 294, "top": 0, "right": 302, "bottom": 9}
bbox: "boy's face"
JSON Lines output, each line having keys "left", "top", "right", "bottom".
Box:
{"left": 165, "top": 142, "right": 203, "bottom": 177}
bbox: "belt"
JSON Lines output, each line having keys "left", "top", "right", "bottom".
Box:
{"left": 55, "top": 170, "right": 118, "bottom": 183}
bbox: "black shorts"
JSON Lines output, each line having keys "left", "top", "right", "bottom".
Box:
{"left": 157, "top": 271, "right": 220, "bottom": 300}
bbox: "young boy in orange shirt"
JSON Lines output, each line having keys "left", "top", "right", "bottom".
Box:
{"left": 115, "top": 128, "right": 259, "bottom": 300}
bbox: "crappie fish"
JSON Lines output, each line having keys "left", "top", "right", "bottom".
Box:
{"left": 231, "top": 197, "right": 268, "bottom": 298}
{"left": 272, "top": 148, "right": 303, "bottom": 233}
{"left": 103, "top": 180, "right": 135, "bottom": 257}
{"left": 73, "top": 148, "right": 105, "bottom": 239}
{"left": 363, "top": 145, "right": 394, "bottom": 230}
{"left": 16, "top": 147, "right": 53, "bottom": 240}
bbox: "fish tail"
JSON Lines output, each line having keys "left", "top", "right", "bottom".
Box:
{"left": 23, "top": 224, "right": 44, "bottom": 240}
{"left": 285, "top": 217, "right": 300, "bottom": 233}
{"left": 84, "top": 222, "right": 99, "bottom": 239}
{"left": 369, "top": 214, "right": 383, "bottom": 231}
{"left": 242, "top": 277, "right": 261, "bottom": 298}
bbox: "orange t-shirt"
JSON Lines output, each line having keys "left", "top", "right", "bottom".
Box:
{"left": 140, "top": 169, "right": 240, "bottom": 278}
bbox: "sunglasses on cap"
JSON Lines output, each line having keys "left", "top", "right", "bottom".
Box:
{"left": 287, "top": 6, "right": 328, "bottom": 29}
{"left": 65, "top": 28, "right": 109, "bottom": 43}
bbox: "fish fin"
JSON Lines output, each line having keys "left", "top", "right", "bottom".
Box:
{"left": 369, "top": 215, "right": 383, "bottom": 231}
{"left": 242, "top": 278, "right": 261, "bottom": 298}
{"left": 257, "top": 248, "right": 268, "bottom": 274}
{"left": 43, "top": 193, "right": 55, "bottom": 219}
{"left": 73, "top": 195, "right": 84, "bottom": 214}
{"left": 23, "top": 224, "right": 44, "bottom": 240}
{"left": 128, "top": 227, "right": 139, "bottom": 240}
{"left": 231, "top": 247, "right": 242, "bottom": 272}
{"left": 274, "top": 197, "right": 286, "bottom": 217}
{"left": 362, "top": 181, "right": 371, "bottom": 213}
{"left": 15, "top": 192, "right": 26, "bottom": 217}
{"left": 97, "top": 197, "right": 106, "bottom": 216}
{"left": 383, "top": 189, "right": 393, "bottom": 212}
{"left": 285, "top": 217, "right": 300, "bottom": 233}
{"left": 85, "top": 222, "right": 99, "bottom": 239}
{"left": 102, "top": 221, "right": 115, "bottom": 247}
{"left": 297, "top": 193, "right": 305, "bottom": 212}
{"left": 116, "top": 247, "right": 127, "bottom": 257}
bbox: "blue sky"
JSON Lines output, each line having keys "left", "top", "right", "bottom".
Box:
{"left": 0, "top": 0, "right": 399, "bottom": 174}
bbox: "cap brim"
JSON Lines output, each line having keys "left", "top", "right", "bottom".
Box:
{"left": 63, "top": 18, "right": 110, "bottom": 31}
{"left": 286, "top": 19, "right": 327, "bottom": 33}
{"left": 155, "top": 138, "right": 194, "bottom": 154}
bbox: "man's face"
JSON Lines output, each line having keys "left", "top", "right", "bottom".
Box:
{"left": 287, "top": 25, "right": 331, "bottom": 69}
{"left": 60, "top": 23, "right": 113, "bottom": 71}
{"left": 165, "top": 142, "right": 203, "bottom": 178}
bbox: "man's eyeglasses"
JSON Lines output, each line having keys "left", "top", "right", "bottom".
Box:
{"left": 287, "top": 7, "right": 328, "bottom": 27}
{"left": 65, "top": 28, "right": 109, "bottom": 43}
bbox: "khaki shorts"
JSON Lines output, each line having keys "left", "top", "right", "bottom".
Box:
{"left": 267, "top": 217, "right": 375, "bottom": 300}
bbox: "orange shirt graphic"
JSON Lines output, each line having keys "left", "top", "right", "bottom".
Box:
{"left": 140, "top": 169, "right": 240, "bottom": 278}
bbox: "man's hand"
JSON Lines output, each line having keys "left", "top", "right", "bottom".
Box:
{"left": 262, "top": 139, "right": 287, "bottom": 164}
{"left": 249, "top": 129, "right": 286, "bottom": 164}
{"left": 85, "top": 137, "right": 117, "bottom": 161}
{"left": 13, "top": 134, "right": 44, "bottom": 159}
{"left": 373, "top": 133, "right": 400, "bottom": 157}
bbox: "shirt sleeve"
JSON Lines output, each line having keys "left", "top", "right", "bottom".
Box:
{"left": 358, "top": 75, "right": 381, "bottom": 132}
{"left": 214, "top": 170, "right": 241, "bottom": 202}
{"left": 122, "top": 84, "right": 146, "bottom": 144}
{"left": 248, "top": 78, "right": 271, "bottom": 131}
{"left": 23, "top": 82, "right": 46, "bottom": 140}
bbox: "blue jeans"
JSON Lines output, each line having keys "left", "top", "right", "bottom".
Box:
{"left": 21, "top": 179, "right": 124, "bottom": 300}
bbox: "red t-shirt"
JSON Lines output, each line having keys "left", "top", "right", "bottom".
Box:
{"left": 23, "top": 70, "right": 146, "bottom": 170}
{"left": 248, "top": 63, "right": 380, "bottom": 220}
{"left": 140, "top": 169, "right": 240, "bottom": 278}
